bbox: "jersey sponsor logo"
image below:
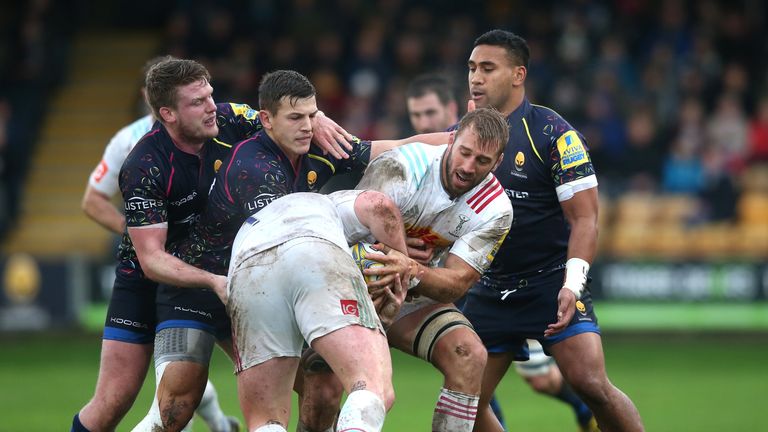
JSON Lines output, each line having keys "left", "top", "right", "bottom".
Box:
{"left": 214, "top": 159, "right": 222, "bottom": 173}
{"left": 109, "top": 317, "right": 149, "bottom": 329}
{"left": 340, "top": 299, "right": 359, "bottom": 316}
{"left": 170, "top": 191, "right": 198, "bottom": 207}
{"left": 245, "top": 193, "right": 279, "bottom": 211}
{"left": 307, "top": 170, "right": 317, "bottom": 187}
{"left": 557, "top": 131, "right": 588, "bottom": 170}
{"left": 514, "top": 152, "right": 525, "bottom": 172}
{"left": 505, "top": 189, "right": 529, "bottom": 199}
{"left": 124, "top": 196, "right": 160, "bottom": 211}
{"left": 467, "top": 177, "right": 504, "bottom": 214}
{"left": 93, "top": 160, "right": 108, "bottom": 182}
{"left": 449, "top": 215, "right": 470, "bottom": 237}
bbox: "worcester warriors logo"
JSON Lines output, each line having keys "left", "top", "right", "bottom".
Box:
{"left": 576, "top": 300, "right": 586, "bottom": 315}
{"left": 514, "top": 151, "right": 525, "bottom": 171}
{"left": 307, "top": 170, "right": 317, "bottom": 187}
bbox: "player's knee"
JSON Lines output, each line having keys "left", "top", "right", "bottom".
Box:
{"left": 438, "top": 331, "right": 487, "bottom": 379}
{"left": 567, "top": 373, "right": 611, "bottom": 406}
{"left": 306, "top": 372, "right": 344, "bottom": 408}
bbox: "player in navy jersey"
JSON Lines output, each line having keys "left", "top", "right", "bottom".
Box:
{"left": 108, "top": 58, "right": 351, "bottom": 432}
{"left": 135, "top": 69, "right": 417, "bottom": 431}
{"left": 405, "top": 72, "right": 596, "bottom": 432}
{"left": 460, "top": 30, "right": 644, "bottom": 432}
{"left": 72, "top": 58, "right": 244, "bottom": 432}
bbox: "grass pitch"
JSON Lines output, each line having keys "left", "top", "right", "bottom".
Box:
{"left": 1, "top": 331, "right": 766, "bottom": 431}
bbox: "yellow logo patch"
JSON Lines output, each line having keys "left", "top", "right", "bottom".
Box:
{"left": 514, "top": 151, "right": 525, "bottom": 171}
{"left": 557, "top": 131, "right": 588, "bottom": 170}
{"left": 307, "top": 170, "right": 317, "bottom": 187}
{"left": 214, "top": 159, "right": 222, "bottom": 173}
{"left": 576, "top": 300, "right": 586, "bottom": 314}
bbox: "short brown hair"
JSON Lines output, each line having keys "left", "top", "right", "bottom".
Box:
{"left": 455, "top": 108, "right": 509, "bottom": 155}
{"left": 144, "top": 56, "right": 211, "bottom": 119}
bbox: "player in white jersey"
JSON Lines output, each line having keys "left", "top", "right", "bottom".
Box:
{"left": 82, "top": 114, "right": 154, "bottom": 233}
{"left": 299, "top": 108, "right": 512, "bottom": 432}
{"left": 227, "top": 190, "right": 410, "bottom": 432}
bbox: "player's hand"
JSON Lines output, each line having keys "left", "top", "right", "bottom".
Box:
{"left": 375, "top": 274, "right": 405, "bottom": 328}
{"left": 363, "top": 247, "right": 412, "bottom": 290}
{"left": 467, "top": 99, "right": 476, "bottom": 112}
{"left": 406, "top": 237, "right": 434, "bottom": 265}
{"left": 311, "top": 111, "right": 354, "bottom": 159}
{"left": 544, "top": 287, "right": 576, "bottom": 337}
{"left": 211, "top": 274, "right": 229, "bottom": 305}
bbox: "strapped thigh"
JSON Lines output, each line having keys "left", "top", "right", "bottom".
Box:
{"left": 154, "top": 327, "right": 215, "bottom": 366}
{"left": 412, "top": 306, "right": 474, "bottom": 363}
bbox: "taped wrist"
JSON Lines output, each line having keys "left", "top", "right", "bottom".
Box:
{"left": 563, "top": 257, "right": 589, "bottom": 298}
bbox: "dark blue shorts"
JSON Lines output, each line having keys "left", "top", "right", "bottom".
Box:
{"left": 462, "top": 267, "right": 600, "bottom": 358}
{"left": 155, "top": 284, "right": 231, "bottom": 341}
{"left": 103, "top": 275, "right": 157, "bottom": 344}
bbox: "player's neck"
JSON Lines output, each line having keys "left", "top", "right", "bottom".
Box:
{"left": 500, "top": 89, "right": 526, "bottom": 117}
{"left": 166, "top": 126, "right": 205, "bottom": 155}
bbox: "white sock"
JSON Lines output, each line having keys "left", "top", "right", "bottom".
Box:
{"left": 196, "top": 380, "right": 235, "bottom": 432}
{"left": 131, "top": 361, "right": 194, "bottom": 432}
{"left": 431, "top": 387, "right": 479, "bottom": 432}
{"left": 253, "top": 424, "right": 287, "bottom": 432}
{"left": 336, "top": 390, "right": 385, "bottom": 432}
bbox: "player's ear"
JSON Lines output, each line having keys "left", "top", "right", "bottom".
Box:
{"left": 259, "top": 110, "right": 273, "bottom": 130}
{"left": 513, "top": 66, "right": 527, "bottom": 86}
{"left": 158, "top": 106, "right": 175, "bottom": 123}
{"left": 493, "top": 152, "right": 504, "bottom": 172}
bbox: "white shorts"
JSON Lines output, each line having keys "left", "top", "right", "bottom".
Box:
{"left": 227, "top": 237, "right": 383, "bottom": 373}
{"left": 513, "top": 339, "right": 555, "bottom": 377}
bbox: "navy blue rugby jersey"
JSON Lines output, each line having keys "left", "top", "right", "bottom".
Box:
{"left": 482, "top": 98, "right": 597, "bottom": 277}
{"left": 116, "top": 103, "right": 261, "bottom": 280}
{"left": 172, "top": 132, "right": 372, "bottom": 275}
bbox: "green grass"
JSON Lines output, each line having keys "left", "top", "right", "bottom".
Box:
{"left": 1, "top": 332, "right": 767, "bottom": 431}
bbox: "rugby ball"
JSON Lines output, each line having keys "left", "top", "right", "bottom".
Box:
{"left": 350, "top": 241, "right": 383, "bottom": 283}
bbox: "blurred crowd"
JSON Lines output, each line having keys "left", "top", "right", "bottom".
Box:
{"left": 1, "top": 0, "right": 767, "bottom": 250}
{"left": 0, "top": 0, "right": 75, "bottom": 239}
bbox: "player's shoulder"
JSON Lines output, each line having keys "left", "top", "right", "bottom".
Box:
{"left": 465, "top": 175, "right": 512, "bottom": 217}
{"left": 527, "top": 103, "right": 580, "bottom": 139}
{"left": 218, "top": 102, "right": 259, "bottom": 121}
{"left": 391, "top": 142, "right": 445, "bottom": 170}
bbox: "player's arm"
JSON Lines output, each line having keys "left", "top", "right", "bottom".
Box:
{"left": 128, "top": 225, "right": 225, "bottom": 293}
{"left": 408, "top": 254, "right": 481, "bottom": 304}
{"left": 545, "top": 186, "right": 599, "bottom": 336}
{"left": 352, "top": 190, "right": 408, "bottom": 255}
{"left": 311, "top": 110, "right": 355, "bottom": 160}
{"left": 81, "top": 184, "right": 125, "bottom": 234}
{"left": 370, "top": 131, "right": 451, "bottom": 160}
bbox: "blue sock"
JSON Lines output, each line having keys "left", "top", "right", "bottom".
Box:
{"left": 489, "top": 394, "right": 506, "bottom": 429}
{"left": 71, "top": 413, "right": 90, "bottom": 432}
{"left": 555, "top": 382, "right": 593, "bottom": 426}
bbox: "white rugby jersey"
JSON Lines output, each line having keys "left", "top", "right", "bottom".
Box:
{"left": 356, "top": 143, "right": 513, "bottom": 274}
{"left": 88, "top": 114, "right": 154, "bottom": 196}
{"left": 229, "top": 191, "right": 365, "bottom": 273}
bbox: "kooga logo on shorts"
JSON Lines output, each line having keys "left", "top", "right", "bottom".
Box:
{"left": 124, "top": 196, "right": 160, "bottom": 211}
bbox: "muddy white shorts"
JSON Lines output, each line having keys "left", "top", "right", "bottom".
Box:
{"left": 228, "top": 237, "right": 382, "bottom": 373}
